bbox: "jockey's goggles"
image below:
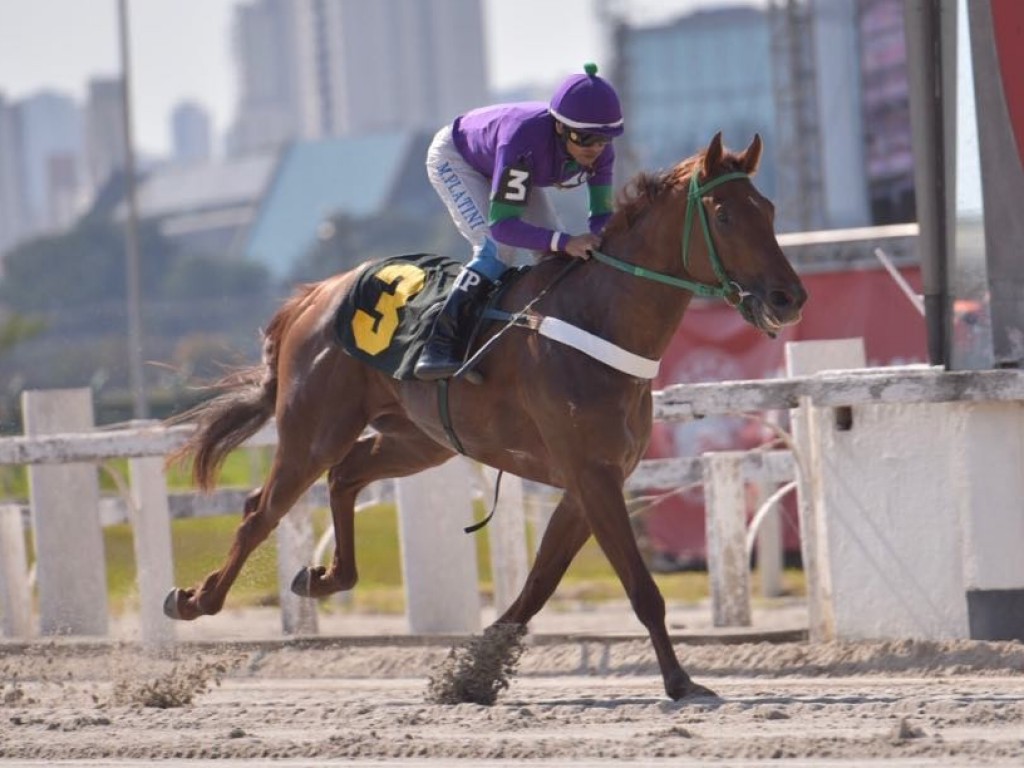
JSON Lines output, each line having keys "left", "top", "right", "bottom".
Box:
{"left": 566, "top": 129, "right": 613, "bottom": 148}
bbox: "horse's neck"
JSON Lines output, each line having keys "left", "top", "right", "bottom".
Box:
{"left": 570, "top": 233, "right": 695, "bottom": 361}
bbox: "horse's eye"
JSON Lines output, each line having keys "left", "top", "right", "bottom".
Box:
{"left": 715, "top": 206, "right": 729, "bottom": 224}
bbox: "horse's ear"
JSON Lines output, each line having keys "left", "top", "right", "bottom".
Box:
{"left": 738, "top": 133, "right": 763, "bottom": 175}
{"left": 703, "top": 132, "right": 724, "bottom": 177}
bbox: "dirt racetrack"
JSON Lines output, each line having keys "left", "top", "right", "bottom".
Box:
{"left": 2, "top": 607, "right": 1024, "bottom": 767}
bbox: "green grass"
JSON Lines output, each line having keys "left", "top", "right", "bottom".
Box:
{"left": 98, "top": 500, "right": 803, "bottom": 616}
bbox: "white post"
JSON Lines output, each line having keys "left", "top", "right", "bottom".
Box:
{"left": 0, "top": 504, "right": 32, "bottom": 637}
{"left": 23, "top": 389, "right": 108, "bottom": 636}
{"left": 525, "top": 489, "right": 556, "bottom": 558}
{"left": 275, "top": 496, "right": 319, "bottom": 635}
{"left": 396, "top": 457, "right": 480, "bottom": 634}
{"left": 702, "top": 451, "right": 751, "bottom": 627}
{"left": 753, "top": 481, "right": 784, "bottom": 598}
{"left": 128, "top": 455, "right": 176, "bottom": 649}
{"left": 481, "top": 467, "right": 529, "bottom": 618}
{"left": 955, "top": 402, "right": 1024, "bottom": 639}
{"left": 784, "top": 338, "right": 865, "bottom": 641}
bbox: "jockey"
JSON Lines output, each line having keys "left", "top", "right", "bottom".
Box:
{"left": 414, "top": 62, "right": 624, "bottom": 381}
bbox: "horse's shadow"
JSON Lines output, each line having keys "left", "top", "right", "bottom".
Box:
{"left": 500, "top": 694, "right": 724, "bottom": 709}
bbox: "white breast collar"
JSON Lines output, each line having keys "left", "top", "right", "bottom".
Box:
{"left": 537, "top": 316, "right": 660, "bottom": 379}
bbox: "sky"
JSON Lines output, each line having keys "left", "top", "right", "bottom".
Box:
{"left": 0, "top": 0, "right": 751, "bottom": 158}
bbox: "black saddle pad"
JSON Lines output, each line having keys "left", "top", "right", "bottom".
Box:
{"left": 334, "top": 253, "right": 463, "bottom": 380}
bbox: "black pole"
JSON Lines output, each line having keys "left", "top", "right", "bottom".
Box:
{"left": 903, "top": 0, "right": 956, "bottom": 369}
{"left": 117, "top": 0, "right": 148, "bottom": 418}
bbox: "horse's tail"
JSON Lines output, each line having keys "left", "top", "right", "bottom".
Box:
{"left": 167, "top": 284, "right": 317, "bottom": 491}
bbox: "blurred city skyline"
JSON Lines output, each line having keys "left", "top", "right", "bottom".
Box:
{"left": 0, "top": 0, "right": 760, "bottom": 158}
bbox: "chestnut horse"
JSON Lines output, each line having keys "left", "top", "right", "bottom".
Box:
{"left": 163, "top": 133, "right": 806, "bottom": 701}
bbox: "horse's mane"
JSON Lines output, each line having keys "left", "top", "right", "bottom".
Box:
{"left": 603, "top": 148, "right": 745, "bottom": 239}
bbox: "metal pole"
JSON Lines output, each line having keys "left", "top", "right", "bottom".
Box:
{"left": 903, "top": 0, "right": 957, "bottom": 369}
{"left": 117, "top": 0, "right": 148, "bottom": 418}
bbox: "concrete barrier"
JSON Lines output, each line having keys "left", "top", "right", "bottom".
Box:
{"left": 787, "top": 339, "right": 1024, "bottom": 642}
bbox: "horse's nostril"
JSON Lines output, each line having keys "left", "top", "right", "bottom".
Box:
{"left": 768, "top": 290, "right": 792, "bottom": 310}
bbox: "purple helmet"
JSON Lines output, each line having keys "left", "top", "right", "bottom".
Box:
{"left": 548, "top": 62, "right": 624, "bottom": 137}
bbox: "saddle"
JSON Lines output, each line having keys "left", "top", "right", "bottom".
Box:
{"left": 333, "top": 253, "right": 526, "bottom": 380}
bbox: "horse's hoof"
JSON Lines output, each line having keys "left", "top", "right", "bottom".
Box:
{"left": 163, "top": 588, "right": 183, "bottom": 620}
{"left": 666, "top": 671, "right": 720, "bottom": 701}
{"left": 290, "top": 567, "right": 313, "bottom": 597}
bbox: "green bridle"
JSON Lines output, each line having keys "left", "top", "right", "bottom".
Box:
{"left": 590, "top": 170, "right": 751, "bottom": 301}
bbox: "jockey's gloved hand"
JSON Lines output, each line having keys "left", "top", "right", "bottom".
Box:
{"left": 565, "top": 232, "right": 600, "bottom": 260}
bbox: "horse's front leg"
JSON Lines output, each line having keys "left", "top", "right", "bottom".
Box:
{"left": 570, "top": 465, "right": 716, "bottom": 701}
{"left": 424, "top": 493, "right": 592, "bottom": 706}
{"left": 495, "top": 493, "right": 591, "bottom": 626}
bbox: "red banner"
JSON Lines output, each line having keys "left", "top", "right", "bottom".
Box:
{"left": 643, "top": 267, "right": 928, "bottom": 567}
{"left": 992, "top": 0, "right": 1024, "bottom": 166}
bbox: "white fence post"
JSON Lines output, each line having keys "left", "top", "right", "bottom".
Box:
{"left": 481, "top": 467, "right": 529, "bottom": 617}
{"left": 275, "top": 495, "right": 319, "bottom": 635}
{"left": 753, "top": 480, "right": 784, "bottom": 598}
{"left": 23, "top": 389, "right": 108, "bottom": 636}
{"left": 396, "top": 457, "right": 480, "bottom": 634}
{"left": 525, "top": 490, "right": 556, "bottom": 558}
{"left": 702, "top": 451, "right": 751, "bottom": 627}
{"left": 0, "top": 504, "right": 32, "bottom": 637}
{"left": 127, "top": 454, "right": 176, "bottom": 649}
{"left": 785, "top": 338, "right": 866, "bottom": 641}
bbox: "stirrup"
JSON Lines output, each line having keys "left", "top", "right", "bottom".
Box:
{"left": 414, "top": 347, "right": 462, "bottom": 380}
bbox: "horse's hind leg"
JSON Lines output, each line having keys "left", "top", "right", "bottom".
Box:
{"left": 165, "top": 450, "right": 340, "bottom": 620}
{"left": 166, "top": 410, "right": 369, "bottom": 621}
{"left": 494, "top": 494, "right": 591, "bottom": 626}
{"left": 292, "top": 418, "right": 456, "bottom": 599}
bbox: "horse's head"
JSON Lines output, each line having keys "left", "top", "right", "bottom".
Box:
{"left": 678, "top": 132, "right": 806, "bottom": 335}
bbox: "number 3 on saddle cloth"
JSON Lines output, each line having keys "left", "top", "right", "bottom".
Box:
{"left": 333, "top": 253, "right": 519, "bottom": 380}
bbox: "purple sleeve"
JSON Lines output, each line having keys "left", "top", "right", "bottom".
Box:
{"left": 589, "top": 213, "right": 611, "bottom": 234}
{"left": 490, "top": 217, "right": 568, "bottom": 252}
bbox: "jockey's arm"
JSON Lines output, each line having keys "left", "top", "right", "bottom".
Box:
{"left": 487, "top": 157, "right": 613, "bottom": 257}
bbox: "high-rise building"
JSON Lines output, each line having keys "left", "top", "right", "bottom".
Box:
{"left": 618, "top": 7, "right": 779, "bottom": 195}
{"left": 227, "top": 0, "right": 488, "bottom": 156}
{"left": 12, "top": 90, "right": 84, "bottom": 236}
{"left": 308, "top": 0, "right": 488, "bottom": 136}
{"left": 857, "top": 0, "right": 914, "bottom": 224}
{"left": 171, "top": 101, "right": 213, "bottom": 164}
{"left": 807, "top": 0, "right": 870, "bottom": 229}
{"left": 0, "top": 94, "right": 26, "bottom": 260}
{"left": 46, "top": 153, "right": 81, "bottom": 231}
{"left": 617, "top": 1, "right": 874, "bottom": 232}
{"left": 226, "top": 0, "right": 304, "bottom": 156}
{"left": 84, "top": 78, "right": 127, "bottom": 191}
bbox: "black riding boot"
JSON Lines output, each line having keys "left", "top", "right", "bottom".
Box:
{"left": 414, "top": 268, "right": 491, "bottom": 381}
